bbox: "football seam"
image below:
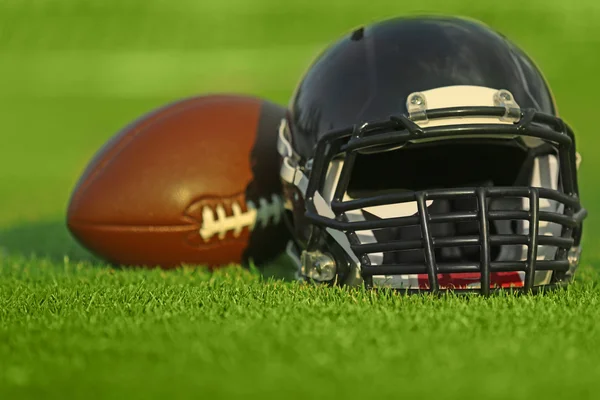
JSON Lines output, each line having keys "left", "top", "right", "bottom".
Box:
{"left": 196, "top": 194, "right": 284, "bottom": 242}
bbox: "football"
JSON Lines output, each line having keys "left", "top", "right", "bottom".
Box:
{"left": 66, "top": 94, "right": 291, "bottom": 269}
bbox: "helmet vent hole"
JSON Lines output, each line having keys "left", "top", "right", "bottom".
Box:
{"left": 351, "top": 27, "right": 364, "bottom": 41}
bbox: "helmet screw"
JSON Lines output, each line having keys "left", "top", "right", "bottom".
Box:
{"left": 499, "top": 91, "right": 512, "bottom": 101}
{"left": 410, "top": 94, "right": 424, "bottom": 106}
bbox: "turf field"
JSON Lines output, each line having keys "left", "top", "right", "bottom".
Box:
{"left": 2, "top": 0, "right": 600, "bottom": 398}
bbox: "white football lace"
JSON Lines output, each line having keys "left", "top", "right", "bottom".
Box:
{"left": 199, "top": 194, "right": 283, "bottom": 241}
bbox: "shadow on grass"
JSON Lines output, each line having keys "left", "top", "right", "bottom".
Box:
{"left": 0, "top": 219, "right": 99, "bottom": 263}
{"left": 0, "top": 219, "right": 300, "bottom": 283}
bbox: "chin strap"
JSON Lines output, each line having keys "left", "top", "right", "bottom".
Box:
{"left": 284, "top": 240, "right": 303, "bottom": 281}
{"left": 277, "top": 119, "right": 309, "bottom": 195}
{"left": 277, "top": 118, "right": 362, "bottom": 284}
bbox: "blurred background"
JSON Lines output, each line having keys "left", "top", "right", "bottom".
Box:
{"left": 0, "top": 0, "right": 598, "bottom": 260}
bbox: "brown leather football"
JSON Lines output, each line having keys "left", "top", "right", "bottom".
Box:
{"left": 66, "top": 94, "right": 291, "bottom": 269}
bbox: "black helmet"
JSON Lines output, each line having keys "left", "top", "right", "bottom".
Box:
{"left": 277, "top": 16, "right": 586, "bottom": 294}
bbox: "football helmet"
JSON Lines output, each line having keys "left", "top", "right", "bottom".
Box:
{"left": 278, "top": 16, "right": 587, "bottom": 294}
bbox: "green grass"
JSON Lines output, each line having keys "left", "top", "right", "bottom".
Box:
{"left": 1, "top": 0, "right": 600, "bottom": 398}
{"left": 2, "top": 263, "right": 600, "bottom": 399}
